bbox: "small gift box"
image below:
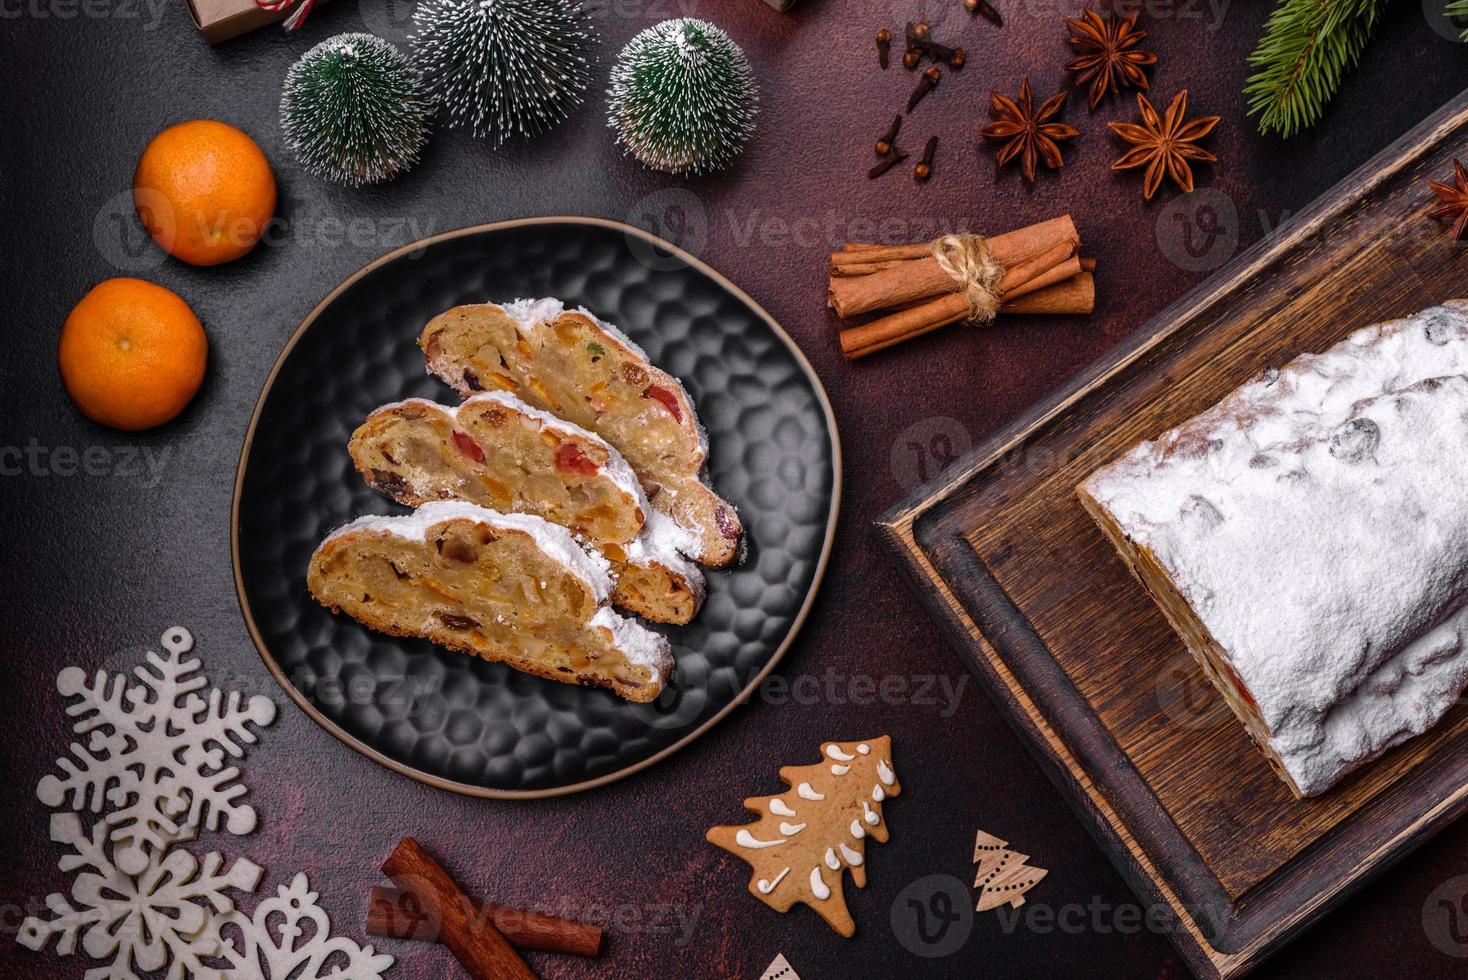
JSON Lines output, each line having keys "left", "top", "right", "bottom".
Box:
{"left": 186, "top": 0, "right": 326, "bottom": 44}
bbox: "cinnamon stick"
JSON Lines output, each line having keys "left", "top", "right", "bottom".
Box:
{"left": 838, "top": 271, "right": 1095, "bottom": 360}
{"left": 381, "top": 837, "right": 538, "bottom": 980}
{"left": 828, "top": 216, "right": 1080, "bottom": 316}
{"left": 1002, "top": 270, "right": 1095, "bottom": 315}
{"left": 366, "top": 886, "right": 603, "bottom": 958}
{"left": 839, "top": 293, "right": 970, "bottom": 358}
{"left": 829, "top": 215, "right": 1078, "bottom": 271}
{"left": 830, "top": 258, "right": 913, "bottom": 277}
{"left": 1001, "top": 248, "right": 1082, "bottom": 302}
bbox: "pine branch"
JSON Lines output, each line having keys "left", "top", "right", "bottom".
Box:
{"left": 1448, "top": 0, "right": 1468, "bottom": 39}
{"left": 1244, "top": 0, "right": 1386, "bottom": 137}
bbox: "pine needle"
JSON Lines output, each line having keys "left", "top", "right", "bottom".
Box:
{"left": 1244, "top": 0, "right": 1385, "bottom": 137}
{"left": 1449, "top": 0, "right": 1468, "bottom": 39}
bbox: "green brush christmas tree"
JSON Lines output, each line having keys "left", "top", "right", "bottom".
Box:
{"left": 410, "top": 0, "right": 596, "bottom": 145}
{"left": 280, "top": 33, "right": 428, "bottom": 187}
{"left": 607, "top": 18, "right": 759, "bottom": 175}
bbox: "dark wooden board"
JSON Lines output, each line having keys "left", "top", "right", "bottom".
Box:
{"left": 877, "top": 92, "right": 1468, "bottom": 979}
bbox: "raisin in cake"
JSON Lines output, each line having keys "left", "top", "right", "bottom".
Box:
{"left": 418, "top": 298, "right": 742, "bottom": 567}
{"left": 307, "top": 501, "right": 673, "bottom": 702}
{"left": 1078, "top": 301, "right": 1468, "bottom": 797}
{"left": 349, "top": 392, "right": 706, "bottom": 625}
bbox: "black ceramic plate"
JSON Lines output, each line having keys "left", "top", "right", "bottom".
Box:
{"left": 232, "top": 218, "right": 840, "bottom": 798}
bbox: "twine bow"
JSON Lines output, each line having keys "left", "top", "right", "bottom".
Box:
{"left": 930, "top": 233, "right": 1005, "bottom": 325}
{"left": 256, "top": 0, "right": 313, "bottom": 31}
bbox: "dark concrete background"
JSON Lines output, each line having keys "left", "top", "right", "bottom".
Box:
{"left": 4, "top": 0, "right": 1468, "bottom": 977}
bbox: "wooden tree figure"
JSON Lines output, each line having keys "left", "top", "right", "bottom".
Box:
{"left": 707, "top": 737, "right": 900, "bottom": 938}
{"left": 973, "top": 829, "right": 1047, "bottom": 911}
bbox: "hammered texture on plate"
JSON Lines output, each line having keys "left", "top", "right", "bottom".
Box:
{"left": 235, "top": 220, "right": 838, "bottom": 795}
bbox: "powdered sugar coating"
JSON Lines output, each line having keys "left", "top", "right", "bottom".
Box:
{"left": 626, "top": 507, "right": 706, "bottom": 600}
{"left": 1083, "top": 301, "right": 1468, "bottom": 795}
{"left": 590, "top": 606, "right": 674, "bottom": 676}
{"left": 326, "top": 500, "right": 613, "bottom": 604}
{"left": 501, "top": 297, "right": 568, "bottom": 334}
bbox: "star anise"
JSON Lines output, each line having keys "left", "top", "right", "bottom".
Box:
{"left": 1429, "top": 158, "right": 1468, "bottom": 240}
{"left": 1108, "top": 90, "right": 1219, "bottom": 200}
{"left": 979, "top": 77, "right": 1079, "bottom": 184}
{"left": 1065, "top": 5, "right": 1157, "bottom": 110}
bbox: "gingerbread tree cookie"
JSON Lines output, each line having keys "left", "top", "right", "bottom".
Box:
{"left": 706, "top": 737, "right": 899, "bottom": 938}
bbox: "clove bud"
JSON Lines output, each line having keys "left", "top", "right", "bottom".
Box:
{"left": 906, "top": 66, "right": 941, "bottom": 113}
{"left": 914, "top": 136, "right": 938, "bottom": 182}
{"left": 868, "top": 148, "right": 909, "bottom": 180}
{"left": 875, "top": 115, "right": 902, "bottom": 157}
{"left": 905, "top": 21, "right": 964, "bottom": 69}
{"left": 965, "top": 0, "right": 1003, "bottom": 27}
{"left": 876, "top": 28, "right": 891, "bottom": 69}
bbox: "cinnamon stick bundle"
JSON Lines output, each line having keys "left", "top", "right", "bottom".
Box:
{"left": 827, "top": 215, "right": 1095, "bottom": 360}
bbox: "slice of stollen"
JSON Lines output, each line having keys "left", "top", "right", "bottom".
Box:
{"left": 306, "top": 501, "right": 673, "bottom": 703}
{"left": 348, "top": 392, "right": 706, "bottom": 625}
{"left": 418, "top": 298, "right": 743, "bottom": 567}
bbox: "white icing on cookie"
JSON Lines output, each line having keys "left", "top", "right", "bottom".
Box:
{"left": 757, "top": 867, "right": 789, "bottom": 894}
{"left": 872, "top": 786, "right": 885, "bottom": 802}
{"left": 796, "top": 782, "right": 824, "bottom": 801}
{"left": 778, "top": 822, "right": 806, "bottom": 836}
{"left": 849, "top": 820, "right": 865, "bottom": 839}
{"left": 825, "top": 745, "right": 855, "bottom": 762}
{"left": 877, "top": 760, "right": 895, "bottom": 786}
{"left": 830, "top": 764, "right": 850, "bottom": 776}
{"left": 736, "top": 829, "right": 786, "bottom": 849}
{"left": 769, "top": 799, "right": 796, "bottom": 817}
{"left": 839, "top": 842, "right": 863, "bottom": 866}
{"left": 862, "top": 801, "right": 879, "bottom": 826}
{"left": 824, "top": 848, "right": 840, "bottom": 870}
{"left": 809, "top": 867, "right": 831, "bottom": 900}
{"left": 857, "top": 743, "right": 870, "bottom": 754}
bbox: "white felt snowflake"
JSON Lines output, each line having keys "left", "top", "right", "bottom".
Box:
{"left": 19, "top": 626, "right": 394, "bottom": 980}
{"left": 37, "top": 626, "right": 277, "bottom": 876}
{"left": 219, "top": 874, "right": 395, "bottom": 978}
{"left": 17, "top": 812, "right": 263, "bottom": 979}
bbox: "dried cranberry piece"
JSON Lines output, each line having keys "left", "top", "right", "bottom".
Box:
{"left": 715, "top": 505, "right": 740, "bottom": 540}
{"left": 452, "top": 431, "right": 484, "bottom": 462}
{"left": 643, "top": 385, "right": 683, "bottom": 422}
{"left": 437, "top": 611, "right": 480, "bottom": 630}
{"left": 555, "top": 441, "right": 599, "bottom": 476}
{"left": 462, "top": 368, "right": 483, "bottom": 391}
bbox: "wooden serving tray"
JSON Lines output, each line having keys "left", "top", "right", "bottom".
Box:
{"left": 878, "top": 93, "right": 1468, "bottom": 978}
